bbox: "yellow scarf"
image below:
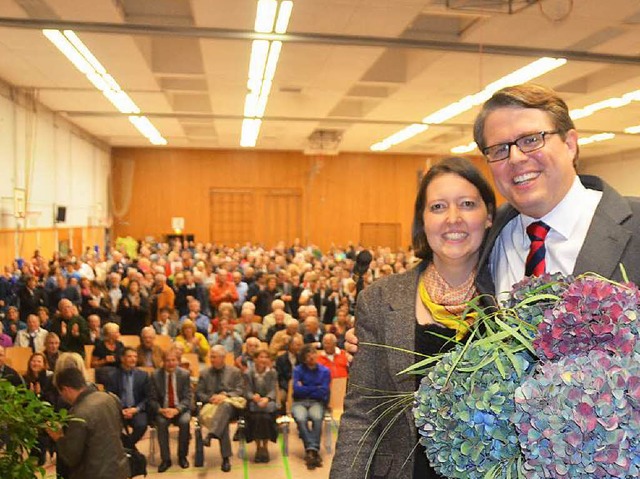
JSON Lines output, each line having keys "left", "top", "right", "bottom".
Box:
{"left": 418, "top": 264, "right": 477, "bottom": 341}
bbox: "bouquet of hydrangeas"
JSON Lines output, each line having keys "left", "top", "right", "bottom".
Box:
{"left": 414, "top": 272, "right": 640, "bottom": 479}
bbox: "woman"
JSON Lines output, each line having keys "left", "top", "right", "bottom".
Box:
{"left": 175, "top": 319, "right": 210, "bottom": 362}
{"left": 244, "top": 348, "right": 278, "bottom": 463}
{"left": 23, "top": 352, "right": 53, "bottom": 465}
{"left": 117, "top": 279, "right": 149, "bottom": 336}
{"left": 330, "top": 157, "right": 496, "bottom": 479}
{"left": 43, "top": 332, "right": 61, "bottom": 371}
{"left": 91, "top": 322, "right": 125, "bottom": 384}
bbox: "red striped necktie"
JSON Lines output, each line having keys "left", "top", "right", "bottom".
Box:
{"left": 525, "top": 221, "right": 551, "bottom": 277}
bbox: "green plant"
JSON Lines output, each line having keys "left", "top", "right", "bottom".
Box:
{"left": 0, "top": 379, "right": 69, "bottom": 479}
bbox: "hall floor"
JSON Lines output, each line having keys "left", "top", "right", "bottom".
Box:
{"left": 43, "top": 421, "right": 337, "bottom": 479}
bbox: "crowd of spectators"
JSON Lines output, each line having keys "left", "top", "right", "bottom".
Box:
{"left": 0, "top": 238, "right": 415, "bottom": 472}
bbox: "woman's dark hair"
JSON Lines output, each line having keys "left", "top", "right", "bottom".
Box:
{"left": 412, "top": 156, "right": 496, "bottom": 262}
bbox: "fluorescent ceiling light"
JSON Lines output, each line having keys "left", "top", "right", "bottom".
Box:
{"left": 255, "top": 0, "right": 278, "bottom": 33}
{"left": 451, "top": 142, "right": 477, "bottom": 154}
{"left": 241, "top": 1, "right": 292, "bottom": 148}
{"left": 372, "top": 57, "right": 566, "bottom": 151}
{"left": 625, "top": 125, "right": 640, "bottom": 134}
{"left": 577, "top": 132, "right": 615, "bottom": 146}
{"left": 370, "top": 124, "right": 429, "bottom": 151}
{"left": 570, "top": 90, "right": 640, "bottom": 120}
{"left": 275, "top": 1, "right": 293, "bottom": 33}
{"left": 44, "top": 29, "right": 165, "bottom": 145}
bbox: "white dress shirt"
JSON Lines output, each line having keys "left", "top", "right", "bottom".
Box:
{"left": 490, "top": 176, "right": 602, "bottom": 300}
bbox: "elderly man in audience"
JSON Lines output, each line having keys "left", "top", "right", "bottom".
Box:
{"left": 209, "top": 318, "right": 243, "bottom": 359}
{"left": 86, "top": 314, "right": 102, "bottom": 345}
{"left": 292, "top": 343, "right": 331, "bottom": 470}
{"left": 15, "top": 313, "right": 48, "bottom": 352}
{"left": 50, "top": 298, "right": 89, "bottom": 357}
{"left": 43, "top": 332, "right": 61, "bottom": 371}
{"left": 0, "top": 344, "right": 24, "bottom": 386}
{"left": 265, "top": 309, "right": 287, "bottom": 345}
{"left": 196, "top": 345, "right": 244, "bottom": 473}
{"left": 303, "top": 316, "right": 324, "bottom": 349}
{"left": 235, "top": 336, "right": 261, "bottom": 373}
{"left": 152, "top": 274, "right": 175, "bottom": 321}
{"left": 149, "top": 348, "right": 192, "bottom": 473}
{"left": 234, "top": 302, "right": 260, "bottom": 340}
{"left": 137, "top": 326, "right": 164, "bottom": 369}
{"left": 179, "top": 299, "right": 210, "bottom": 338}
{"left": 259, "top": 299, "right": 293, "bottom": 340}
{"left": 153, "top": 306, "right": 179, "bottom": 338}
{"left": 3, "top": 306, "right": 26, "bottom": 341}
{"left": 269, "top": 318, "right": 302, "bottom": 357}
{"left": 317, "top": 333, "right": 349, "bottom": 378}
{"left": 231, "top": 271, "right": 248, "bottom": 314}
{"left": 105, "top": 347, "right": 150, "bottom": 448}
{"left": 209, "top": 268, "right": 238, "bottom": 313}
{"left": 275, "top": 335, "right": 303, "bottom": 414}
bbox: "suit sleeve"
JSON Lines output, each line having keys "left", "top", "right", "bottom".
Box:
{"left": 329, "top": 284, "right": 387, "bottom": 479}
{"left": 178, "top": 370, "right": 193, "bottom": 414}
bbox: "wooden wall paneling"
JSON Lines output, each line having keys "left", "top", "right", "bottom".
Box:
{"left": 0, "top": 231, "right": 15, "bottom": 267}
{"left": 71, "top": 228, "right": 83, "bottom": 255}
{"left": 210, "top": 189, "right": 254, "bottom": 245}
{"left": 263, "top": 190, "right": 302, "bottom": 248}
{"left": 360, "top": 223, "right": 401, "bottom": 251}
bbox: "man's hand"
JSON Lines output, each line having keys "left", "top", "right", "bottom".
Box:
{"left": 345, "top": 327, "right": 358, "bottom": 363}
{"left": 122, "top": 407, "right": 138, "bottom": 419}
{"left": 210, "top": 393, "right": 226, "bottom": 405}
{"left": 71, "top": 323, "right": 80, "bottom": 337}
{"left": 159, "top": 407, "right": 179, "bottom": 419}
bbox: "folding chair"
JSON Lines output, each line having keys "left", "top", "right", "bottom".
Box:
{"left": 323, "top": 377, "right": 348, "bottom": 453}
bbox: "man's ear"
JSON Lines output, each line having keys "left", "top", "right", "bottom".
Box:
{"left": 564, "top": 129, "right": 579, "bottom": 160}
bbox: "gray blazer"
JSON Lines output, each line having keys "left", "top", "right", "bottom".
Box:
{"left": 331, "top": 267, "right": 423, "bottom": 479}
{"left": 195, "top": 365, "right": 244, "bottom": 403}
{"left": 476, "top": 175, "right": 640, "bottom": 295}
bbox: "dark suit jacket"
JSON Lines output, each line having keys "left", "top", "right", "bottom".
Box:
{"left": 149, "top": 367, "right": 192, "bottom": 416}
{"left": 106, "top": 368, "right": 150, "bottom": 412}
{"left": 275, "top": 353, "right": 295, "bottom": 391}
{"left": 476, "top": 175, "right": 640, "bottom": 295}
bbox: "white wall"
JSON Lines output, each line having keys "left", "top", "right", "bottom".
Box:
{"left": 0, "top": 85, "right": 110, "bottom": 230}
{"left": 580, "top": 149, "right": 640, "bottom": 197}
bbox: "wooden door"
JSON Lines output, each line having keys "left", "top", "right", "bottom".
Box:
{"left": 209, "top": 189, "right": 254, "bottom": 246}
{"left": 360, "top": 223, "right": 401, "bottom": 250}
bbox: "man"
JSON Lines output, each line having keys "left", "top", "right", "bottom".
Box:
{"left": 265, "top": 309, "right": 287, "bottom": 345}
{"left": 259, "top": 299, "right": 293, "bottom": 340}
{"left": 0, "top": 345, "right": 24, "bottom": 386}
{"left": 14, "top": 313, "right": 48, "bottom": 352}
{"left": 317, "top": 333, "right": 348, "bottom": 378}
{"left": 313, "top": 276, "right": 338, "bottom": 326}
{"left": 179, "top": 299, "right": 210, "bottom": 338}
{"left": 234, "top": 302, "right": 259, "bottom": 340}
{"left": 50, "top": 298, "right": 89, "bottom": 357}
{"left": 153, "top": 306, "right": 179, "bottom": 338}
{"left": 2, "top": 306, "right": 26, "bottom": 342}
{"left": 137, "top": 326, "right": 164, "bottom": 368}
{"left": 276, "top": 335, "right": 303, "bottom": 413}
{"left": 149, "top": 348, "right": 192, "bottom": 472}
{"left": 86, "top": 314, "right": 102, "bottom": 345}
{"left": 152, "top": 274, "right": 175, "bottom": 322}
{"left": 209, "top": 319, "right": 243, "bottom": 359}
{"left": 269, "top": 318, "right": 302, "bottom": 356}
{"left": 303, "top": 316, "right": 324, "bottom": 349}
{"left": 106, "top": 347, "right": 150, "bottom": 448}
{"left": 292, "top": 344, "right": 330, "bottom": 470}
{"left": 209, "top": 268, "right": 239, "bottom": 312}
{"left": 195, "top": 345, "right": 244, "bottom": 473}
{"left": 47, "top": 366, "right": 129, "bottom": 479}
{"left": 473, "top": 83, "right": 640, "bottom": 294}
{"left": 231, "top": 271, "right": 248, "bottom": 314}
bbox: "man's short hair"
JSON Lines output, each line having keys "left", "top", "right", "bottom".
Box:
{"left": 55, "top": 366, "right": 86, "bottom": 390}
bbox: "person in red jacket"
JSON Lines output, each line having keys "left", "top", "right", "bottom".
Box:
{"left": 208, "top": 269, "right": 238, "bottom": 313}
{"left": 316, "top": 333, "right": 348, "bottom": 379}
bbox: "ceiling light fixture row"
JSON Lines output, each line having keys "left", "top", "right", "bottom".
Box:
{"left": 370, "top": 57, "right": 567, "bottom": 152}
{"left": 241, "top": 0, "right": 293, "bottom": 147}
{"left": 42, "top": 29, "right": 167, "bottom": 146}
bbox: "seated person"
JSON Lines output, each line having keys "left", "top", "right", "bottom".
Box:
{"left": 149, "top": 348, "right": 192, "bottom": 473}
{"left": 15, "top": 314, "right": 49, "bottom": 352}
{"left": 175, "top": 319, "right": 209, "bottom": 363}
{"left": 43, "top": 332, "right": 61, "bottom": 371}
{"left": 235, "top": 336, "right": 261, "bottom": 373}
{"left": 292, "top": 344, "right": 330, "bottom": 470}
{"left": 22, "top": 352, "right": 53, "bottom": 465}
{"left": 210, "top": 301, "right": 237, "bottom": 335}
{"left": 86, "top": 314, "right": 102, "bottom": 345}
{"left": 275, "top": 336, "right": 303, "bottom": 414}
{"left": 179, "top": 299, "right": 210, "bottom": 339}
{"left": 195, "top": 345, "right": 244, "bottom": 473}
{"left": 265, "top": 309, "right": 287, "bottom": 345}
{"left": 269, "top": 318, "right": 302, "bottom": 357}
{"left": 105, "top": 347, "right": 150, "bottom": 448}
{"left": 153, "top": 307, "right": 179, "bottom": 338}
{"left": 317, "top": 333, "right": 349, "bottom": 379}
{"left": 234, "top": 302, "right": 260, "bottom": 340}
{"left": 0, "top": 322, "right": 12, "bottom": 347}
{"left": 137, "top": 326, "right": 164, "bottom": 369}
{"left": 91, "top": 322, "right": 125, "bottom": 384}
{"left": 259, "top": 299, "right": 293, "bottom": 341}
{"left": 244, "top": 348, "right": 278, "bottom": 463}
{"left": 302, "top": 316, "right": 324, "bottom": 349}
{"left": 3, "top": 306, "right": 26, "bottom": 342}
{"left": 209, "top": 319, "right": 243, "bottom": 359}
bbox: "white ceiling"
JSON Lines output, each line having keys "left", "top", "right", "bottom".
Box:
{"left": 1, "top": 0, "right": 640, "bottom": 158}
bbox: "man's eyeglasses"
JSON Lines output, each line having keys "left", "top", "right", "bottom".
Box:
{"left": 482, "top": 130, "right": 560, "bottom": 163}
